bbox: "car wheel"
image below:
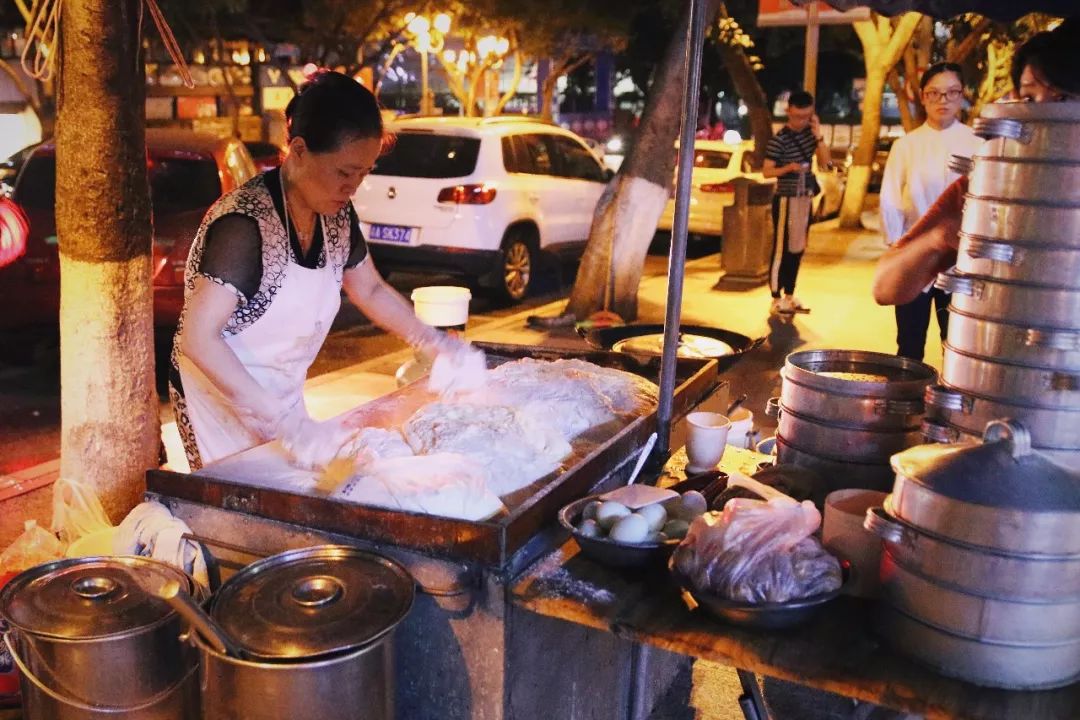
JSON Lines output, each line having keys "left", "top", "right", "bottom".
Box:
{"left": 499, "top": 232, "right": 535, "bottom": 302}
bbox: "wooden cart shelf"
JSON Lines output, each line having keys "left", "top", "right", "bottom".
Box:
{"left": 511, "top": 529, "right": 1080, "bottom": 720}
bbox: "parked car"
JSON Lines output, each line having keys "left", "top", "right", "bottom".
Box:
{"left": 353, "top": 116, "right": 613, "bottom": 302}
{"left": 244, "top": 141, "right": 287, "bottom": 173}
{"left": 0, "top": 129, "right": 256, "bottom": 331}
{"left": 656, "top": 140, "right": 845, "bottom": 238}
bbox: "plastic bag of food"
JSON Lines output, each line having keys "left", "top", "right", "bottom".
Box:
{"left": 51, "top": 476, "right": 114, "bottom": 546}
{"left": 0, "top": 520, "right": 65, "bottom": 574}
{"left": 671, "top": 492, "right": 842, "bottom": 604}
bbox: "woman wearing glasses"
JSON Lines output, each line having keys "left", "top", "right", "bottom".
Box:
{"left": 878, "top": 62, "right": 981, "bottom": 361}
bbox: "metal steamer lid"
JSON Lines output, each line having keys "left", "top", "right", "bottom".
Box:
{"left": 211, "top": 546, "right": 415, "bottom": 661}
{"left": 891, "top": 420, "right": 1080, "bottom": 512}
{"left": 784, "top": 349, "right": 937, "bottom": 396}
{"left": 0, "top": 557, "right": 187, "bottom": 639}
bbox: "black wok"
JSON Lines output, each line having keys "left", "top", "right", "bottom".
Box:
{"left": 579, "top": 324, "right": 764, "bottom": 374}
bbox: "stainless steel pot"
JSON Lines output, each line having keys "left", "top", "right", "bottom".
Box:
{"left": 866, "top": 507, "right": 1080, "bottom": 601}
{"left": 887, "top": 420, "right": 1080, "bottom": 555}
{"left": 201, "top": 545, "right": 414, "bottom": 720}
{"left": 960, "top": 196, "right": 1080, "bottom": 247}
{"left": 777, "top": 350, "right": 931, "bottom": 432}
{"left": 773, "top": 435, "right": 894, "bottom": 492}
{"left": 965, "top": 157, "right": 1080, "bottom": 205}
{"left": 0, "top": 557, "right": 201, "bottom": 720}
{"left": 775, "top": 405, "right": 923, "bottom": 464}
{"left": 941, "top": 343, "right": 1080, "bottom": 410}
{"left": 956, "top": 232, "right": 1080, "bottom": 289}
{"left": 937, "top": 269, "right": 1080, "bottom": 329}
{"left": 926, "top": 384, "right": 1080, "bottom": 449}
{"left": 945, "top": 309, "right": 1080, "bottom": 372}
{"left": 880, "top": 549, "right": 1080, "bottom": 644}
{"left": 973, "top": 101, "right": 1080, "bottom": 162}
{"left": 920, "top": 418, "right": 1080, "bottom": 469}
{"left": 876, "top": 603, "right": 1080, "bottom": 690}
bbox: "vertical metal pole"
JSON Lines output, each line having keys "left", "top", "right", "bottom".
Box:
{"left": 656, "top": 0, "right": 709, "bottom": 457}
{"left": 420, "top": 47, "right": 430, "bottom": 114}
{"left": 803, "top": 3, "right": 820, "bottom": 95}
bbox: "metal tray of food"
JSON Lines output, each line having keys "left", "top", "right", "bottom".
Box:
{"left": 146, "top": 342, "right": 719, "bottom": 569}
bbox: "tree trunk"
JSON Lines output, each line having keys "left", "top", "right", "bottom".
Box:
{"left": 564, "top": 0, "right": 719, "bottom": 321}
{"left": 56, "top": 0, "right": 158, "bottom": 521}
{"left": 839, "top": 13, "right": 922, "bottom": 229}
{"left": 888, "top": 67, "right": 917, "bottom": 132}
{"left": 540, "top": 72, "right": 558, "bottom": 122}
{"left": 716, "top": 40, "right": 771, "bottom": 166}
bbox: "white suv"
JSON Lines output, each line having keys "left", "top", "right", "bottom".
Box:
{"left": 352, "top": 117, "right": 612, "bottom": 301}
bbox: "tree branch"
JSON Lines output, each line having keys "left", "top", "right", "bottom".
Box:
{"left": 947, "top": 16, "right": 993, "bottom": 64}
{"left": 881, "top": 13, "right": 923, "bottom": 70}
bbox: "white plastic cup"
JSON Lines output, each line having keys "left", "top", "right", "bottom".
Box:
{"left": 685, "top": 412, "right": 731, "bottom": 474}
{"left": 727, "top": 408, "right": 757, "bottom": 450}
{"left": 411, "top": 286, "right": 471, "bottom": 329}
{"left": 823, "top": 488, "right": 888, "bottom": 598}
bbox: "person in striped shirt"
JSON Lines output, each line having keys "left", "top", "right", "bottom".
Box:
{"left": 761, "top": 91, "right": 832, "bottom": 315}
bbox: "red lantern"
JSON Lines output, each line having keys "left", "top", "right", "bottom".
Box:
{"left": 0, "top": 197, "right": 29, "bottom": 269}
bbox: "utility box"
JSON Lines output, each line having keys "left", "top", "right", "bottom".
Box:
{"left": 718, "top": 178, "right": 774, "bottom": 285}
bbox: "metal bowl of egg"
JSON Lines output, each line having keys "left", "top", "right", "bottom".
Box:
{"left": 558, "top": 474, "right": 726, "bottom": 569}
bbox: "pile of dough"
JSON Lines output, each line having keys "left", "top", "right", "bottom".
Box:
{"left": 331, "top": 453, "right": 504, "bottom": 521}
{"left": 402, "top": 402, "right": 572, "bottom": 495}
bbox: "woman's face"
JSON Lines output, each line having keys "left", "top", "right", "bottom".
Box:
{"left": 286, "top": 134, "right": 382, "bottom": 215}
{"left": 1018, "top": 64, "right": 1072, "bottom": 103}
{"left": 921, "top": 70, "right": 964, "bottom": 126}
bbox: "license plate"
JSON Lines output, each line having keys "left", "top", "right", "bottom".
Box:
{"left": 368, "top": 224, "right": 414, "bottom": 244}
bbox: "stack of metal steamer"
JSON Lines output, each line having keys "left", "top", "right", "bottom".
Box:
{"left": 926, "top": 101, "right": 1080, "bottom": 470}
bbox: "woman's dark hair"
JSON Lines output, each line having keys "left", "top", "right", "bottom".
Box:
{"left": 920, "top": 62, "right": 963, "bottom": 90}
{"left": 1012, "top": 20, "right": 1079, "bottom": 97}
{"left": 788, "top": 91, "right": 815, "bottom": 109}
{"left": 285, "top": 71, "right": 384, "bottom": 153}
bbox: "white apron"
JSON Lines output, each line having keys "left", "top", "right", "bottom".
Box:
{"left": 170, "top": 172, "right": 353, "bottom": 469}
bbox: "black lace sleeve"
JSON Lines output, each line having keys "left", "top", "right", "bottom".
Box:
{"left": 344, "top": 204, "right": 369, "bottom": 270}
{"left": 198, "top": 213, "right": 264, "bottom": 300}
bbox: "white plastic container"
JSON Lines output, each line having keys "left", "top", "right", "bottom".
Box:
{"left": 411, "top": 286, "right": 471, "bottom": 329}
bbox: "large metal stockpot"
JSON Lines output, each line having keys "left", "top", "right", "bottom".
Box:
{"left": 973, "top": 100, "right": 1080, "bottom": 162}
{"left": 0, "top": 556, "right": 201, "bottom": 720}
{"left": 868, "top": 421, "right": 1080, "bottom": 689}
{"left": 941, "top": 343, "right": 1080, "bottom": 411}
{"left": 936, "top": 269, "right": 1080, "bottom": 329}
{"left": 945, "top": 308, "right": 1080, "bottom": 372}
{"left": 955, "top": 232, "right": 1080, "bottom": 289}
{"left": 200, "top": 545, "right": 414, "bottom": 720}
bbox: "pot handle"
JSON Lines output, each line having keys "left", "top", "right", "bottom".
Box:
{"left": 962, "top": 235, "right": 1016, "bottom": 264}
{"left": 947, "top": 154, "right": 973, "bottom": 175}
{"left": 983, "top": 419, "right": 1034, "bottom": 459}
{"left": 874, "top": 398, "right": 923, "bottom": 416}
{"left": 1025, "top": 328, "right": 1080, "bottom": 352}
{"left": 973, "top": 117, "right": 1031, "bottom": 143}
{"left": 921, "top": 418, "right": 960, "bottom": 444}
{"left": 863, "top": 507, "right": 912, "bottom": 546}
{"left": 934, "top": 270, "right": 981, "bottom": 298}
{"left": 924, "top": 384, "right": 972, "bottom": 414}
{"left": 765, "top": 396, "right": 781, "bottom": 419}
{"left": 3, "top": 631, "right": 198, "bottom": 713}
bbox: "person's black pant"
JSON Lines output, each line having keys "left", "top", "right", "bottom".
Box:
{"left": 895, "top": 288, "right": 950, "bottom": 362}
{"left": 769, "top": 195, "right": 810, "bottom": 297}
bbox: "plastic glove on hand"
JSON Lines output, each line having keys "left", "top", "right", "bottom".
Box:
{"left": 428, "top": 342, "right": 488, "bottom": 396}
{"left": 277, "top": 406, "right": 357, "bottom": 471}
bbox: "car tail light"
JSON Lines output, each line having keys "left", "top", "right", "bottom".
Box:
{"left": 699, "top": 182, "right": 734, "bottom": 193}
{"left": 437, "top": 184, "right": 497, "bottom": 205}
{"left": 0, "top": 197, "right": 29, "bottom": 269}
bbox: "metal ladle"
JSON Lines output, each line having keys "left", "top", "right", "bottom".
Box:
{"left": 157, "top": 579, "right": 248, "bottom": 660}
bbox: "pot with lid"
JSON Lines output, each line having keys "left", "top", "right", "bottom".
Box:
{"left": 867, "top": 420, "right": 1080, "bottom": 689}
{"left": 0, "top": 556, "right": 201, "bottom": 719}
{"left": 198, "top": 545, "right": 415, "bottom": 720}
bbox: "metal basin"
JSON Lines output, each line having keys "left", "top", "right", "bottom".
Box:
{"left": 960, "top": 196, "right": 1080, "bottom": 247}
{"left": 926, "top": 384, "right": 1080, "bottom": 450}
{"left": 945, "top": 309, "right": 1080, "bottom": 372}
{"left": 937, "top": 269, "right": 1080, "bottom": 329}
{"left": 966, "top": 157, "right": 1080, "bottom": 205}
{"left": 941, "top": 343, "right": 1080, "bottom": 410}
{"left": 956, "top": 232, "right": 1080, "bottom": 289}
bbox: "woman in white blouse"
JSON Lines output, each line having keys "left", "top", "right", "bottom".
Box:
{"left": 878, "top": 62, "right": 981, "bottom": 362}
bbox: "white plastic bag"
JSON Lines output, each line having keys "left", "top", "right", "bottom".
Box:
{"left": 0, "top": 520, "right": 65, "bottom": 573}
{"left": 671, "top": 493, "right": 842, "bottom": 604}
{"left": 50, "top": 476, "right": 113, "bottom": 546}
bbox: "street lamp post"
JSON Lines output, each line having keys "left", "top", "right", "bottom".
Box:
{"left": 406, "top": 12, "right": 452, "bottom": 115}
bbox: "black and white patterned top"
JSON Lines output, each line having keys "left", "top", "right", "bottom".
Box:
{"left": 765, "top": 127, "right": 820, "bottom": 197}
